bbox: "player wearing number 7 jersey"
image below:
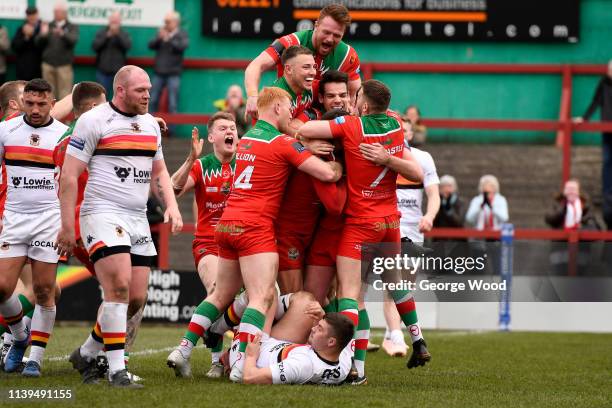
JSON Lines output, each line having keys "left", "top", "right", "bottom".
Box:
{"left": 168, "top": 87, "right": 342, "bottom": 383}
{"left": 299, "top": 80, "right": 430, "bottom": 383}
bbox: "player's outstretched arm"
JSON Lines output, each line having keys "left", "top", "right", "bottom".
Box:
{"left": 297, "top": 120, "right": 334, "bottom": 139}
{"left": 152, "top": 159, "right": 183, "bottom": 235}
{"left": 170, "top": 126, "right": 202, "bottom": 197}
{"left": 243, "top": 334, "right": 273, "bottom": 384}
{"left": 244, "top": 51, "right": 277, "bottom": 120}
{"left": 56, "top": 156, "right": 87, "bottom": 257}
{"left": 359, "top": 143, "right": 424, "bottom": 183}
{"left": 298, "top": 156, "right": 342, "bottom": 183}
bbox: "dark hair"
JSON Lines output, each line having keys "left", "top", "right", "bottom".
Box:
{"left": 322, "top": 108, "right": 349, "bottom": 120}
{"left": 0, "top": 80, "right": 26, "bottom": 112}
{"left": 361, "top": 79, "right": 391, "bottom": 113}
{"left": 24, "top": 78, "right": 53, "bottom": 96}
{"left": 319, "top": 70, "right": 349, "bottom": 96}
{"left": 208, "top": 111, "right": 236, "bottom": 130}
{"left": 72, "top": 81, "right": 106, "bottom": 115}
{"left": 26, "top": 6, "right": 38, "bottom": 15}
{"left": 319, "top": 4, "right": 351, "bottom": 28}
{"left": 281, "top": 45, "right": 313, "bottom": 66}
{"left": 324, "top": 313, "right": 354, "bottom": 352}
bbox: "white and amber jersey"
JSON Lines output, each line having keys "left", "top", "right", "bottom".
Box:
{"left": 230, "top": 335, "right": 351, "bottom": 385}
{"left": 396, "top": 146, "right": 439, "bottom": 241}
{"left": 66, "top": 102, "right": 163, "bottom": 217}
{"left": 0, "top": 116, "right": 67, "bottom": 213}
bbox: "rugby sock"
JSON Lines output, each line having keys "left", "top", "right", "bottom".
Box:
{"left": 235, "top": 308, "right": 266, "bottom": 371}
{"left": 210, "top": 295, "right": 246, "bottom": 336}
{"left": 180, "top": 301, "right": 220, "bottom": 358}
{"left": 323, "top": 298, "right": 338, "bottom": 313}
{"left": 100, "top": 302, "right": 127, "bottom": 375}
{"left": 124, "top": 352, "right": 130, "bottom": 366}
{"left": 337, "top": 298, "right": 359, "bottom": 327}
{"left": 0, "top": 295, "right": 34, "bottom": 336}
{"left": 211, "top": 338, "right": 223, "bottom": 364}
{"left": 390, "top": 290, "right": 424, "bottom": 343}
{"left": 80, "top": 321, "right": 104, "bottom": 360}
{"left": 0, "top": 294, "right": 28, "bottom": 342}
{"left": 354, "top": 308, "right": 370, "bottom": 378}
{"left": 275, "top": 294, "right": 293, "bottom": 320}
{"left": 29, "top": 305, "right": 56, "bottom": 366}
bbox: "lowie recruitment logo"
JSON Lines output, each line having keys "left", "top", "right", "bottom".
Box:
{"left": 114, "top": 166, "right": 131, "bottom": 182}
{"left": 11, "top": 176, "right": 21, "bottom": 187}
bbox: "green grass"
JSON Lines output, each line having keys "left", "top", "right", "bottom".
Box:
{"left": 1, "top": 325, "right": 611, "bottom": 408}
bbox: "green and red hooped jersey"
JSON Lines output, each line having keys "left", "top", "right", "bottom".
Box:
{"left": 266, "top": 30, "right": 361, "bottom": 82}
{"left": 189, "top": 153, "right": 236, "bottom": 239}
{"left": 272, "top": 76, "right": 317, "bottom": 119}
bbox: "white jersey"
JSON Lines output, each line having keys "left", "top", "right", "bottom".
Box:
{"left": 66, "top": 102, "right": 163, "bottom": 217}
{"left": 0, "top": 116, "right": 67, "bottom": 213}
{"left": 397, "top": 147, "right": 439, "bottom": 242}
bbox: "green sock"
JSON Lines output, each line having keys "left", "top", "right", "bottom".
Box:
{"left": 184, "top": 301, "right": 220, "bottom": 346}
{"left": 238, "top": 308, "right": 266, "bottom": 353}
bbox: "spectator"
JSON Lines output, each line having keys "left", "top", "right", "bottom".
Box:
{"left": 148, "top": 10, "right": 189, "bottom": 129}
{"left": 434, "top": 175, "right": 466, "bottom": 228}
{"left": 92, "top": 11, "right": 131, "bottom": 98}
{"left": 0, "top": 24, "right": 8, "bottom": 85}
{"left": 545, "top": 179, "right": 602, "bottom": 230}
{"left": 573, "top": 60, "right": 612, "bottom": 229}
{"left": 214, "top": 84, "right": 248, "bottom": 137}
{"left": 11, "top": 6, "right": 43, "bottom": 81}
{"left": 36, "top": 1, "right": 79, "bottom": 100}
{"left": 405, "top": 105, "right": 427, "bottom": 147}
{"left": 466, "top": 175, "right": 509, "bottom": 230}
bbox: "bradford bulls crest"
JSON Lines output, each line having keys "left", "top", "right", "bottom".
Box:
{"left": 30, "top": 134, "right": 40, "bottom": 146}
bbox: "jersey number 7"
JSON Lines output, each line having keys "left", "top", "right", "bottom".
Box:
{"left": 234, "top": 165, "right": 254, "bottom": 189}
{"left": 370, "top": 167, "right": 389, "bottom": 188}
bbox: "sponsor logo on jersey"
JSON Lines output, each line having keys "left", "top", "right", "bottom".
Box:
{"left": 87, "top": 235, "right": 94, "bottom": 244}
{"left": 241, "top": 143, "right": 252, "bottom": 150}
{"left": 382, "top": 138, "right": 393, "bottom": 145}
{"left": 334, "top": 116, "right": 346, "bottom": 125}
{"left": 69, "top": 137, "right": 85, "bottom": 150}
{"left": 221, "top": 181, "right": 231, "bottom": 195}
{"left": 206, "top": 186, "right": 218, "bottom": 193}
{"left": 278, "top": 361, "right": 286, "bottom": 383}
{"left": 288, "top": 247, "right": 300, "bottom": 260}
{"left": 131, "top": 122, "right": 141, "bottom": 132}
{"left": 11, "top": 176, "right": 21, "bottom": 187}
{"left": 10, "top": 176, "right": 53, "bottom": 190}
{"left": 1, "top": 242, "right": 10, "bottom": 250}
{"left": 321, "top": 368, "right": 341, "bottom": 380}
{"left": 29, "top": 134, "right": 40, "bottom": 146}
{"left": 116, "top": 226, "right": 124, "bottom": 237}
{"left": 215, "top": 223, "right": 244, "bottom": 234}
{"left": 205, "top": 201, "right": 224, "bottom": 210}
{"left": 114, "top": 166, "right": 131, "bottom": 182}
{"left": 134, "top": 236, "right": 152, "bottom": 245}
{"left": 292, "top": 142, "right": 306, "bottom": 153}
{"left": 374, "top": 219, "right": 400, "bottom": 231}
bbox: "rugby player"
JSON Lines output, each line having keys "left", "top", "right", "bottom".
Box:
{"left": 382, "top": 117, "right": 440, "bottom": 357}
{"left": 0, "top": 79, "right": 68, "bottom": 376}
{"left": 245, "top": 4, "right": 360, "bottom": 119}
{"left": 168, "top": 111, "right": 237, "bottom": 378}
{"left": 56, "top": 66, "right": 182, "bottom": 388}
{"left": 299, "top": 79, "right": 428, "bottom": 383}
{"left": 0, "top": 80, "right": 71, "bottom": 365}
{"left": 165, "top": 87, "right": 342, "bottom": 384}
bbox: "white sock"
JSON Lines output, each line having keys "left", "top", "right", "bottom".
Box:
{"left": 390, "top": 329, "right": 406, "bottom": 346}
{"left": 211, "top": 351, "right": 222, "bottom": 364}
{"left": 0, "top": 294, "right": 27, "bottom": 342}
{"left": 178, "top": 338, "right": 194, "bottom": 358}
{"left": 28, "top": 305, "right": 56, "bottom": 366}
{"left": 3, "top": 332, "right": 14, "bottom": 346}
{"left": 408, "top": 324, "right": 424, "bottom": 343}
{"left": 384, "top": 328, "right": 391, "bottom": 340}
{"left": 99, "top": 302, "right": 128, "bottom": 376}
{"left": 80, "top": 321, "right": 104, "bottom": 360}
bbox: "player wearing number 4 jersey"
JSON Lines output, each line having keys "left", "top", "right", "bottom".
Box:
{"left": 166, "top": 87, "right": 342, "bottom": 384}
{"left": 57, "top": 66, "right": 182, "bottom": 389}
{"left": 299, "top": 79, "right": 430, "bottom": 383}
{"left": 0, "top": 79, "right": 67, "bottom": 377}
{"left": 168, "top": 112, "right": 237, "bottom": 378}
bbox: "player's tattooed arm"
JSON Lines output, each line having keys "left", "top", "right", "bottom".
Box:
{"left": 170, "top": 127, "right": 201, "bottom": 196}
{"left": 55, "top": 156, "right": 88, "bottom": 257}
{"left": 243, "top": 333, "right": 274, "bottom": 385}
{"left": 152, "top": 159, "right": 184, "bottom": 235}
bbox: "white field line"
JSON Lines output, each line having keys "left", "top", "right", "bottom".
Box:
{"left": 46, "top": 345, "right": 205, "bottom": 362}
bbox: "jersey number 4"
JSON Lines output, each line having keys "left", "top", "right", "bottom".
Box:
{"left": 234, "top": 165, "right": 254, "bottom": 189}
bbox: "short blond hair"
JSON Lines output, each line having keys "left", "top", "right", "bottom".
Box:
{"left": 257, "top": 87, "right": 291, "bottom": 112}
{"left": 478, "top": 174, "right": 500, "bottom": 193}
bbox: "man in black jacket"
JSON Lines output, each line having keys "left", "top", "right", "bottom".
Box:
{"left": 148, "top": 11, "right": 189, "bottom": 130}
{"left": 92, "top": 12, "right": 131, "bottom": 98}
{"left": 36, "top": 2, "right": 79, "bottom": 100}
{"left": 574, "top": 60, "right": 612, "bottom": 229}
{"left": 11, "top": 7, "right": 43, "bottom": 81}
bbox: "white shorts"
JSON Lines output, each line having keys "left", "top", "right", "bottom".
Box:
{"left": 0, "top": 209, "right": 61, "bottom": 263}
{"left": 229, "top": 333, "right": 288, "bottom": 369}
{"left": 80, "top": 212, "right": 157, "bottom": 266}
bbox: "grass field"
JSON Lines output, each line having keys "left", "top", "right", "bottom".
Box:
{"left": 1, "top": 325, "right": 610, "bottom": 408}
